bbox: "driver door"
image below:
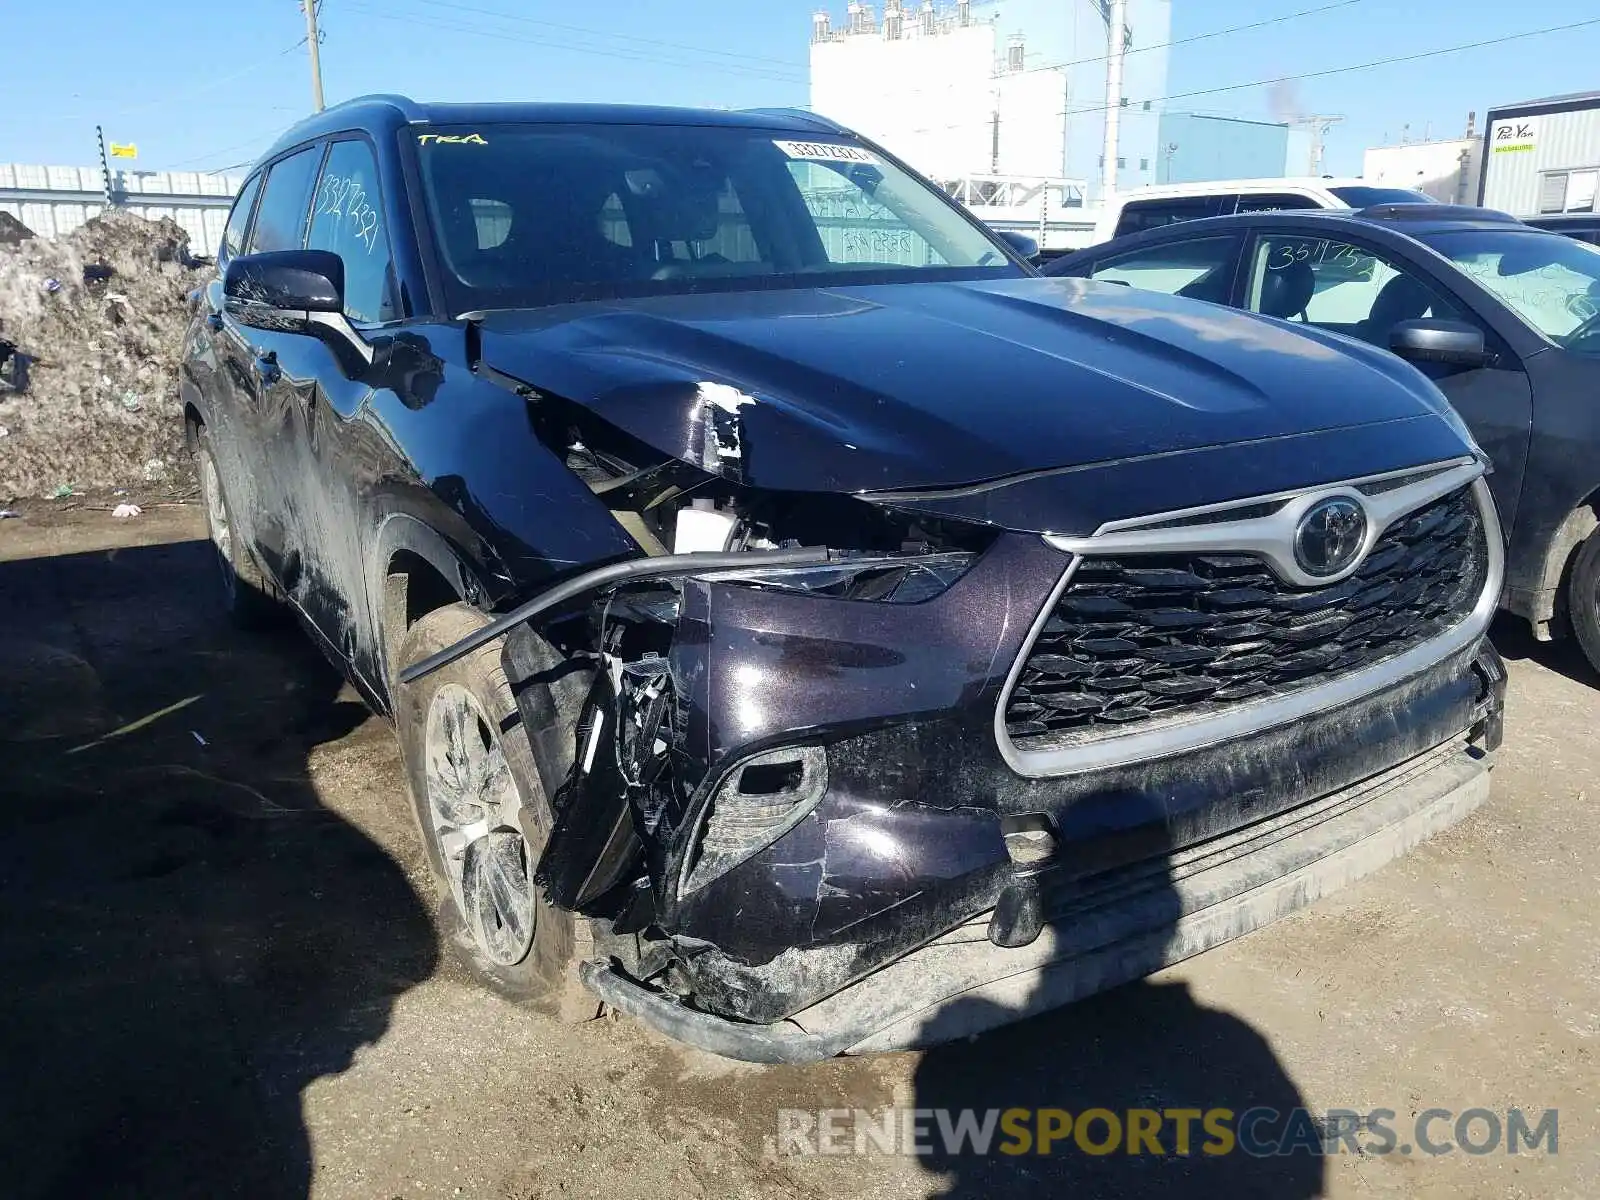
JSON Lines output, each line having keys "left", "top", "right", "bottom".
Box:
{"left": 1241, "top": 229, "right": 1534, "bottom": 538}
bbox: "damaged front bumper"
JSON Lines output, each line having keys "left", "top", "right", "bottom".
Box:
{"left": 581, "top": 728, "right": 1494, "bottom": 1063}
{"left": 574, "top": 630, "right": 1503, "bottom": 1063}
{"left": 471, "top": 469, "right": 1507, "bottom": 1063}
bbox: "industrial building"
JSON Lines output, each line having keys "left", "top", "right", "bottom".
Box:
{"left": 808, "top": 0, "right": 1172, "bottom": 198}
{"left": 1362, "top": 118, "right": 1483, "bottom": 206}
{"left": 1478, "top": 92, "right": 1600, "bottom": 218}
{"left": 1153, "top": 113, "right": 1306, "bottom": 184}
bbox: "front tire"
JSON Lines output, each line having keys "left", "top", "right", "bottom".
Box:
{"left": 1568, "top": 528, "right": 1600, "bottom": 679}
{"left": 394, "top": 604, "right": 576, "bottom": 1002}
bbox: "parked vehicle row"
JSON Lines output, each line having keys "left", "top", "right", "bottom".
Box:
{"left": 1092, "top": 176, "right": 1435, "bottom": 243}
{"left": 183, "top": 98, "right": 1505, "bottom": 1062}
{"left": 1045, "top": 203, "right": 1600, "bottom": 675}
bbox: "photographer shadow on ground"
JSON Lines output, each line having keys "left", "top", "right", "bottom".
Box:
{"left": 0, "top": 531, "right": 437, "bottom": 1199}
{"left": 910, "top": 859, "right": 1324, "bottom": 1198}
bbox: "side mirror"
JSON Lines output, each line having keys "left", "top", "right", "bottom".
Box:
{"left": 1390, "top": 319, "right": 1493, "bottom": 369}
{"left": 997, "top": 231, "right": 1041, "bottom": 262}
{"left": 223, "top": 250, "right": 344, "bottom": 332}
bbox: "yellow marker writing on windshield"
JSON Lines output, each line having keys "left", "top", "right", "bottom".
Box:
{"left": 417, "top": 132, "right": 488, "bottom": 147}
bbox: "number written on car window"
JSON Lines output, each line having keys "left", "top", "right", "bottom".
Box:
{"left": 307, "top": 140, "right": 396, "bottom": 325}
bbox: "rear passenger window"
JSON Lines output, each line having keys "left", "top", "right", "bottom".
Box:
{"left": 248, "top": 147, "right": 321, "bottom": 254}
{"left": 1091, "top": 236, "right": 1238, "bottom": 304}
{"left": 220, "top": 174, "right": 261, "bottom": 264}
{"left": 1233, "top": 193, "right": 1322, "bottom": 214}
{"left": 307, "top": 139, "right": 398, "bottom": 324}
{"left": 1114, "top": 197, "right": 1225, "bottom": 237}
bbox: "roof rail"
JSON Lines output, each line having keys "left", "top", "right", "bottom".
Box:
{"left": 740, "top": 107, "right": 844, "bottom": 133}
{"left": 331, "top": 93, "right": 424, "bottom": 121}
{"left": 1357, "top": 203, "right": 1519, "bottom": 223}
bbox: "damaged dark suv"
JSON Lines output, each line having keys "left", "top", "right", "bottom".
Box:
{"left": 181, "top": 96, "right": 1506, "bottom": 1062}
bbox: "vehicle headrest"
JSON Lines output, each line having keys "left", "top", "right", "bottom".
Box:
{"left": 1259, "top": 258, "right": 1316, "bottom": 319}
{"left": 1367, "top": 273, "right": 1436, "bottom": 328}
{"left": 627, "top": 166, "right": 723, "bottom": 243}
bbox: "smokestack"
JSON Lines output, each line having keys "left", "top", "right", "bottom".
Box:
{"left": 1465, "top": 110, "right": 1477, "bottom": 138}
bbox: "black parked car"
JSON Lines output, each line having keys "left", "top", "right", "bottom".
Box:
{"left": 1525, "top": 212, "right": 1600, "bottom": 246}
{"left": 182, "top": 97, "right": 1504, "bottom": 1062}
{"left": 1047, "top": 204, "right": 1600, "bottom": 676}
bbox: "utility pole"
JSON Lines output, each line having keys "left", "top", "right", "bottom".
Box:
{"left": 1298, "top": 115, "right": 1344, "bottom": 176}
{"left": 1099, "top": 0, "right": 1128, "bottom": 201}
{"left": 303, "top": 0, "right": 325, "bottom": 112}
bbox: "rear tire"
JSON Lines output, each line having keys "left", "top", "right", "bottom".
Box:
{"left": 1568, "top": 529, "right": 1600, "bottom": 679}
{"left": 193, "top": 426, "right": 283, "bottom": 628}
{"left": 393, "top": 604, "right": 581, "bottom": 1005}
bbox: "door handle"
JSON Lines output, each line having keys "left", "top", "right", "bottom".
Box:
{"left": 253, "top": 349, "right": 281, "bottom": 386}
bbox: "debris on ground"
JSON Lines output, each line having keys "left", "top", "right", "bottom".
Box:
{"left": 50, "top": 484, "right": 75, "bottom": 499}
{"left": 0, "top": 509, "right": 18, "bottom": 519}
{"left": 0, "top": 211, "right": 205, "bottom": 500}
{"left": 112, "top": 502, "right": 143, "bottom": 519}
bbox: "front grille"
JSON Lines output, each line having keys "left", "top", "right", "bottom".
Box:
{"left": 1005, "top": 486, "right": 1487, "bottom": 747}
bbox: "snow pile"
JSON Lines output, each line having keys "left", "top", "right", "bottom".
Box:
{"left": 0, "top": 212, "right": 205, "bottom": 500}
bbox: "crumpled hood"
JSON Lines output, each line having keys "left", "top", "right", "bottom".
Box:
{"left": 477, "top": 277, "right": 1472, "bottom": 505}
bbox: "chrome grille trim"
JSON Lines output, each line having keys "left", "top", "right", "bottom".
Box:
{"left": 1045, "top": 457, "right": 1481, "bottom": 590}
{"left": 996, "top": 464, "right": 1502, "bottom": 779}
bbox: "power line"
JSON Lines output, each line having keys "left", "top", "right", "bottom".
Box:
{"left": 343, "top": 0, "right": 808, "bottom": 83}
{"left": 1067, "top": 14, "right": 1600, "bottom": 116}
{"left": 902, "top": 14, "right": 1600, "bottom": 137}
{"left": 56, "top": 41, "right": 307, "bottom": 124}
{"left": 164, "top": 122, "right": 295, "bottom": 172}
{"left": 1024, "top": 0, "right": 1368, "bottom": 76}
{"left": 396, "top": 0, "right": 807, "bottom": 70}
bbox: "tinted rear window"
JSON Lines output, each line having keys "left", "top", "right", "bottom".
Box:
{"left": 249, "top": 147, "right": 321, "bottom": 254}
{"left": 1329, "top": 186, "right": 1433, "bottom": 208}
{"left": 1114, "top": 196, "right": 1226, "bottom": 237}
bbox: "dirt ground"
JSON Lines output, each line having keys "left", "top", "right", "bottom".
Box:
{"left": 1, "top": 499, "right": 1596, "bottom": 1199}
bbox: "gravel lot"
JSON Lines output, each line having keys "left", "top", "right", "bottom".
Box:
{"left": 1, "top": 499, "right": 1595, "bottom": 1199}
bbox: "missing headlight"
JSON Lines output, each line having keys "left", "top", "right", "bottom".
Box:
{"left": 681, "top": 744, "right": 828, "bottom": 895}
{"left": 700, "top": 551, "right": 975, "bottom": 603}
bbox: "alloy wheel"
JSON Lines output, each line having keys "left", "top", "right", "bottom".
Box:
{"left": 423, "top": 682, "right": 537, "bottom": 966}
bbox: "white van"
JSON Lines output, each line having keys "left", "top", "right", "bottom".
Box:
{"left": 1092, "top": 177, "right": 1432, "bottom": 246}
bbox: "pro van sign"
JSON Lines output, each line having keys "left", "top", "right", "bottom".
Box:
{"left": 1492, "top": 119, "right": 1537, "bottom": 154}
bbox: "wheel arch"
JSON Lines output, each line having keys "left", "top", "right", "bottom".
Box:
{"left": 369, "top": 513, "right": 490, "bottom": 707}
{"left": 1528, "top": 487, "right": 1600, "bottom": 636}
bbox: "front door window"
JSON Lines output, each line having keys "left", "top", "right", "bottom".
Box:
{"left": 1244, "top": 234, "right": 1463, "bottom": 346}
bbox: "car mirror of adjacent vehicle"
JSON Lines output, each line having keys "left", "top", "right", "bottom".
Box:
{"left": 1389, "top": 319, "right": 1494, "bottom": 369}
{"left": 996, "top": 231, "right": 1041, "bottom": 262}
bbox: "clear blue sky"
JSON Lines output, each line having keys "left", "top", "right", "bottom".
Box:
{"left": 2, "top": 0, "right": 1596, "bottom": 177}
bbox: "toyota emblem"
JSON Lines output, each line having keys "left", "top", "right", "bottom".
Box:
{"left": 1294, "top": 497, "right": 1369, "bottom": 578}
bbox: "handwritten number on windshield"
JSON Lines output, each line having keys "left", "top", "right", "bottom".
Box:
{"left": 1268, "top": 240, "right": 1363, "bottom": 271}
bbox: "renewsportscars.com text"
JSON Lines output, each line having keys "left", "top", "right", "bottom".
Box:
{"left": 774, "top": 1107, "right": 1558, "bottom": 1158}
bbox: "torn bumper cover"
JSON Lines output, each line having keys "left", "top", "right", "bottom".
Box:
{"left": 480, "top": 473, "right": 1505, "bottom": 1063}
{"left": 581, "top": 730, "right": 1494, "bottom": 1063}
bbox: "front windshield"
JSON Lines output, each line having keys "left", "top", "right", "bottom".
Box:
{"left": 414, "top": 123, "right": 1022, "bottom": 311}
{"left": 1425, "top": 228, "right": 1600, "bottom": 353}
